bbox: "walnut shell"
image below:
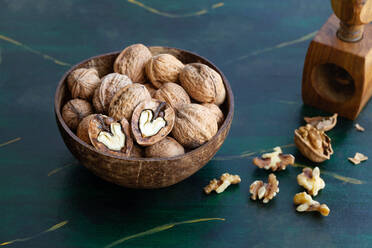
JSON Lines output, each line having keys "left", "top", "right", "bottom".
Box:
{"left": 92, "top": 87, "right": 104, "bottom": 113}
{"left": 145, "top": 137, "right": 185, "bottom": 158}
{"left": 294, "top": 124, "right": 334, "bottom": 163}
{"left": 113, "top": 44, "right": 152, "bottom": 83}
{"left": 67, "top": 68, "right": 101, "bottom": 99}
{"left": 62, "top": 99, "right": 93, "bottom": 131}
{"left": 143, "top": 83, "right": 157, "bottom": 97}
{"left": 98, "top": 73, "right": 132, "bottom": 112}
{"left": 154, "top": 82, "right": 191, "bottom": 109}
{"left": 172, "top": 103, "right": 218, "bottom": 148}
{"left": 201, "top": 103, "right": 224, "bottom": 127}
{"left": 131, "top": 144, "right": 144, "bottom": 158}
{"left": 146, "top": 54, "right": 184, "bottom": 88}
{"left": 131, "top": 100, "right": 175, "bottom": 146}
{"left": 304, "top": 113, "right": 338, "bottom": 132}
{"left": 108, "top": 83, "right": 152, "bottom": 121}
{"left": 180, "top": 63, "right": 226, "bottom": 105}
{"left": 76, "top": 114, "right": 95, "bottom": 145}
{"left": 88, "top": 114, "right": 133, "bottom": 157}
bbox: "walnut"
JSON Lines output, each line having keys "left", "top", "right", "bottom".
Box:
{"left": 67, "top": 68, "right": 101, "bottom": 99}
{"left": 92, "top": 87, "right": 104, "bottom": 113}
{"left": 304, "top": 113, "right": 338, "bottom": 131}
{"left": 355, "top": 123, "right": 365, "bottom": 132}
{"left": 348, "top": 152, "right": 368, "bottom": 165}
{"left": 131, "top": 100, "right": 175, "bottom": 146}
{"left": 154, "top": 82, "right": 191, "bottom": 109}
{"left": 293, "top": 192, "right": 330, "bottom": 216}
{"left": 249, "top": 173, "right": 279, "bottom": 203}
{"left": 172, "top": 103, "right": 218, "bottom": 148}
{"left": 297, "top": 167, "right": 325, "bottom": 196}
{"left": 76, "top": 114, "right": 95, "bottom": 145}
{"left": 180, "top": 63, "right": 226, "bottom": 105}
{"left": 62, "top": 99, "right": 93, "bottom": 131}
{"left": 143, "top": 83, "right": 157, "bottom": 97}
{"left": 253, "top": 146, "right": 295, "bottom": 171}
{"left": 201, "top": 103, "right": 224, "bottom": 127}
{"left": 145, "top": 137, "right": 185, "bottom": 158}
{"left": 108, "top": 83, "right": 152, "bottom": 121}
{"left": 114, "top": 44, "right": 152, "bottom": 83}
{"left": 146, "top": 54, "right": 184, "bottom": 88}
{"left": 204, "top": 173, "right": 241, "bottom": 194}
{"left": 294, "top": 124, "right": 333, "bottom": 162}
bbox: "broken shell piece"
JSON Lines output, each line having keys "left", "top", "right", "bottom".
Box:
{"left": 294, "top": 124, "right": 333, "bottom": 163}
{"left": 348, "top": 152, "right": 368, "bottom": 165}
{"left": 304, "top": 113, "right": 337, "bottom": 131}
{"left": 131, "top": 100, "right": 175, "bottom": 146}
{"left": 88, "top": 114, "right": 133, "bottom": 156}
{"left": 253, "top": 146, "right": 295, "bottom": 171}
{"left": 204, "top": 173, "right": 241, "bottom": 194}
{"left": 355, "top": 123, "right": 365, "bottom": 132}
{"left": 297, "top": 167, "right": 325, "bottom": 196}
{"left": 249, "top": 173, "right": 279, "bottom": 203}
{"left": 294, "top": 192, "right": 330, "bottom": 216}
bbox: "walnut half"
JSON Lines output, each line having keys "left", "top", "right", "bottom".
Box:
{"left": 294, "top": 192, "right": 330, "bottom": 216}
{"left": 204, "top": 173, "right": 241, "bottom": 194}
{"left": 249, "top": 173, "right": 279, "bottom": 203}
{"left": 297, "top": 167, "right": 325, "bottom": 196}
{"left": 253, "top": 147, "right": 295, "bottom": 171}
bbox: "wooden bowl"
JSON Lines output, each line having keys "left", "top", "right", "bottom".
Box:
{"left": 54, "top": 46, "right": 234, "bottom": 189}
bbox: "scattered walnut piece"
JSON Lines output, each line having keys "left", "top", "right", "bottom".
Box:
{"left": 348, "top": 152, "right": 368, "bottom": 165}
{"left": 355, "top": 123, "right": 365, "bottom": 132}
{"left": 253, "top": 147, "right": 295, "bottom": 171}
{"left": 249, "top": 173, "right": 279, "bottom": 203}
{"left": 293, "top": 192, "right": 330, "bottom": 216}
{"left": 297, "top": 167, "right": 325, "bottom": 196}
{"left": 304, "top": 113, "right": 337, "bottom": 132}
{"left": 204, "top": 173, "right": 241, "bottom": 194}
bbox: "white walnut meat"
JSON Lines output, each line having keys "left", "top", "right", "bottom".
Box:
{"left": 172, "top": 103, "right": 218, "bottom": 149}
{"left": 76, "top": 114, "right": 95, "bottom": 145}
{"left": 204, "top": 173, "right": 241, "bottom": 194}
{"left": 180, "top": 63, "right": 226, "bottom": 105}
{"left": 145, "top": 137, "right": 185, "bottom": 158}
{"left": 294, "top": 124, "right": 333, "bottom": 162}
{"left": 114, "top": 44, "right": 152, "bottom": 83}
{"left": 146, "top": 54, "right": 184, "bottom": 88}
{"left": 249, "top": 173, "right": 279, "bottom": 203}
{"left": 67, "top": 68, "right": 101, "bottom": 100}
{"left": 253, "top": 146, "right": 295, "bottom": 171}
{"left": 304, "top": 113, "right": 338, "bottom": 132}
{"left": 108, "top": 83, "right": 152, "bottom": 121}
{"left": 297, "top": 167, "right": 325, "bottom": 196}
{"left": 294, "top": 192, "right": 330, "bottom": 216}
{"left": 201, "top": 103, "right": 224, "bottom": 127}
{"left": 131, "top": 100, "right": 175, "bottom": 146}
{"left": 154, "top": 82, "right": 191, "bottom": 109}
{"left": 88, "top": 114, "right": 133, "bottom": 157}
{"left": 62, "top": 99, "right": 93, "bottom": 131}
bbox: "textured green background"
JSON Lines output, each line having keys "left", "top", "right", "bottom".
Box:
{"left": 1, "top": 0, "right": 372, "bottom": 247}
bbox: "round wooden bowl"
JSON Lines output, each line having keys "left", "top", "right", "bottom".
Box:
{"left": 54, "top": 46, "right": 234, "bottom": 189}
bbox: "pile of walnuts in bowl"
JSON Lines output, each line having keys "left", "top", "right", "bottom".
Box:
{"left": 61, "top": 44, "right": 226, "bottom": 158}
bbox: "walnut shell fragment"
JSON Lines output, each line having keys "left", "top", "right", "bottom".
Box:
{"left": 114, "top": 44, "right": 152, "bottom": 83}
{"left": 88, "top": 114, "right": 133, "bottom": 157}
{"left": 304, "top": 113, "right": 338, "bottom": 131}
{"left": 172, "top": 103, "right": 218, "bottom": 149}
{"left": 253, "top": 146, "right": 295, "bottom": 171}
{"left": 297, "top": 167, "right": 325, "bottom": 196}
{"left": 348, "top": 152, "right": 368, "bottom": 165}
{"left": 146, "top": 54, "right": 184, "bottom": 88}
{"left": 201, "top": 103, "right": 224, "bottom": 127}
{"left": 145, "top": 137, "right": 185, "bottom": 158}
{"left": 62, "top": 99, "right": 93, "bottom": 131}
{"left": 294, "top": 124, "right": 333, "bottom": 163}
{"left": 131, "top": 100, "right": 175, "bottom": 146}
{"left": 249, "top": 173, "right": 279, "bottom": 203}
{"left": 67, "top": 68, "right": 101, "bottom": 100}
{"left": 294, "top": 192, "right": 330, "bottom": 216}
{"left": 180, "top": 63, "right": 226, "bottom": 105}
{"left": 108, "top": 83, "right": 151, "bottom": 121}
{"left": 154, "top": 82, "right": 191, "bottom": 109}
{"left": 204, "top": 173, "right": 241, "bottom": 194}
{"left": 77, "top": 114, "right": 95, "bottom": 145}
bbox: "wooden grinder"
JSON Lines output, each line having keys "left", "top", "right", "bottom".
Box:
{"left": 302, "top": 0, "right": 372, "bottom": 119}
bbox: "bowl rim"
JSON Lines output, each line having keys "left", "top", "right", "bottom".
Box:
{"left": 54, "top": 46, "right": 234, "bottom": 162}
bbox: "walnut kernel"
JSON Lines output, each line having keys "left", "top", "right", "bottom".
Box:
{"left": 253, "top": 146, "right": 295, "bottom": 171}
{"left": 204, "top": 173, "right": 241, "bottom": 194}
{"left": 249, "top": 173, "right": 279, "bottom": 203}
{"left": 294, "top": 192, "right": 330, "bottom": 216}
{"left": 297, "top": 167, "right": 325, "bottom": 196}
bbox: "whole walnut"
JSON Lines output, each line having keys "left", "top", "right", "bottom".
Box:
{"left": 67, "top": 68, "right": 101, "bottom": 100}
{"left": 154, "top": 82, "right": 191, "bottom": 109}
{"left": 180, "top": 63, "right": 226, "bottom": 105}
{"left": 145, "top": 137, "right": 185, "bottom": 158}
{"left": 202, "top": 103, "right": 224, "bottom": 127}
{"left": 172, "top": 103, "right": 218, "bottom": 148}
{"left": 114, "top": 44, "right": 152, "bottom": 83}
{"left": 62, "top": 99, "right": 93, "bottom": 131}
{"left": 76, "top": 114, "right": 95, "bottom": 145}
{"left": 146, "top": 54, "right": 184, "bottom": 88}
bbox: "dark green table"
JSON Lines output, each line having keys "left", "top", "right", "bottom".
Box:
{"left": 1, "top": 0, "right": 371, "bottom": 247}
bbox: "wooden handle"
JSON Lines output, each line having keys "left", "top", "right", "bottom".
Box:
{"left": 331, "top": 0, "right": 372, "bottom": 42}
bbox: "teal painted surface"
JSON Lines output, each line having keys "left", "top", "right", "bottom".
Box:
{"left": 0, "top": 0, "right": 371, "bottom": 247}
